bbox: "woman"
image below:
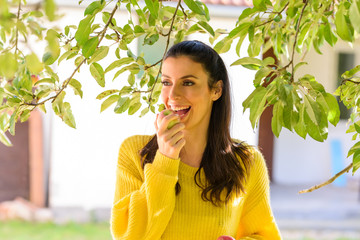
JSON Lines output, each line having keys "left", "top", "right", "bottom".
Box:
{"left": 110, "top": 40, "right": 281, "bottom": 240}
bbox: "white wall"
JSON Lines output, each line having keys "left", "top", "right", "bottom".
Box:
{"left": 47, "top": 4, "right": 255, "bottom": 209}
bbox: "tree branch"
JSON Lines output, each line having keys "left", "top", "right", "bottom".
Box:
{"left": 21, "top": 0, "right": 121, "bottom": 107}
{"left": 255, "top": 3, "right": 289, "bottom": 28}
{"left": 15, "top": 0, "right": 22, "bottom": 55}
{"left": 148, "top": 0, "right": 181, "bottom": 104}
{"left": 299, "top": 163, "right": 353, "bottom": 194}
{"left": 284, "top": 0, "right": 309, "bottom": 82}
{"left": 144, "top": 59, "right": 162, "bottom": 70}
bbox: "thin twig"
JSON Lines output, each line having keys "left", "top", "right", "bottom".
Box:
{"left": 144, "top": 59, "right": 162, "bottom": 70}
{"left": 341, "top": 78, "right": 360, "bottom": 85}
{"left": 15, "top": 0, "right": 22, "bottom": 55}
{"left": 65, "top": 36, "right": 75, "bottom": 45}
{"left": 255, "top": 3, "right": 289, "bottom": 28}
{"left": 299, "top": 163, "right": 353, "bottom": 193}
{"left": 148, "top": 0, "right": 181, "bottom": 103}
{"left": 288, "top": 0, "right": 309, "bottom": 82}
{"left": 179, "top": 4, "right": 188, "bottom": 20}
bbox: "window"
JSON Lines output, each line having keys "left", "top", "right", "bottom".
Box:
{"left": 337, "top": 52, "right": 355, "bottom": 120}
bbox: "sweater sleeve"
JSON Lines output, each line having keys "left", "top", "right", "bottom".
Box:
{"left": 110, "top": 136, "right": 180, "bottom": 240}
{"left": 235, "top": 149, "right": 282, "bottom": 240}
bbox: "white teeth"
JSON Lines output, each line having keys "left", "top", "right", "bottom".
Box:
{"left": 170, "top": 106, "right": 190, "bottom": 111}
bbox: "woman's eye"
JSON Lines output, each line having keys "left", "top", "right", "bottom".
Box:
{"left": 161, "top": 81, "right": 171, "bottom": 86}
{"left": 183, "top": 81, "right": 194, "bottom": 86}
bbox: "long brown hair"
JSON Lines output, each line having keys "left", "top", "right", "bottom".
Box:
{"left": 140, "top": 40, "right": 253, "bottom": 206}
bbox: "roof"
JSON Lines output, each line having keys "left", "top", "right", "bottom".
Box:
{"left": 202, "top": 0, "right": 253, "bottom": 6}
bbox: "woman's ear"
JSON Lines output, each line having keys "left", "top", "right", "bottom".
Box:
{"left": 212, "top": 80, "right": 223, "bottom": 101}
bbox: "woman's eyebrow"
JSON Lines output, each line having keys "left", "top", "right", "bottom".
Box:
{"left": 161, "top": 74, "right": 198, "bottom": 79}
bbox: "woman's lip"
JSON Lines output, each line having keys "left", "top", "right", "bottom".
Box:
{"left": 178, "top": 107, "right": 190, "bottom": 119}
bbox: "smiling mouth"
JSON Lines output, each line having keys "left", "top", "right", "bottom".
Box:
{"left": 170, "top": 106, "right": 191, "bottom": 117}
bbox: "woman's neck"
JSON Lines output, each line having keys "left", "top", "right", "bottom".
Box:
{"left": 180, "top": 127, "right": 208, "bottom": 168}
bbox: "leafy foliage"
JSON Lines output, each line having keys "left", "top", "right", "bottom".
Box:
{"left": 0, "top": 0, "right": 360, "bottom": 177}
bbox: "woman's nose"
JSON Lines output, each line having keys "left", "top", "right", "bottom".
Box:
{"left": 169, "top": 85, "right": 181, "bottom": 100}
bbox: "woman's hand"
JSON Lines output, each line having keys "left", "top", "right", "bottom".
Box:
{"left": 217, "top": 236, "right": 235, "bottom": 240}
{"left": 155, "top": 110, "right": 186, "bottom": 159}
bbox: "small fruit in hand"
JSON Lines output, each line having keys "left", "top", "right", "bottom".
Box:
{"left": 163, "top": 109, "right": 179, "bottom": 129}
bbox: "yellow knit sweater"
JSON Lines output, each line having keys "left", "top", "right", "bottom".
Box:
{"left": 110, "top": 135, "right": 281, "bottom": 240}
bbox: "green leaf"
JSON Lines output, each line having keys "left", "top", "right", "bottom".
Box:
{"left": 231, "top": 57, "right": 263, "bottom": 68}
{"left": 82, "top": 37, "right": 99, "bottom": 58}
{"left": 254, "top": 67, "right": 272, "bottom": 87}
{"left": 0, "top": 52, "right": 18, "bottom": 78}
{"left": 253, "top": 0, "right": 267, "bottom": 11}
{"left": 128, "top": 102, "right": 141, "bottom": 115}
{"left": 238, "top": 8, "right": 257, "bottom": 22}
{"left": 335, "top": 4, "right": 353, "bottom": 42}
{"left": 105, "top": 57, "right": 133, "bottom": 73}
{"left": 342, "top": 65, "right": 360, "bottom": 79}
{"left": 262, "top": 57, "right": 275, "bottom": 66}
{"left": 69, "top": 79, "right": 83, "bottom": 98}
{"left": 271, "top": 101, "right": 283, "bottom": 137}
{"left": 113, "top": 64, "right": 140, "bottom": 81}
{"left": 42, "top": 51, "right": 57, "bottom": 65}
{"left": 52, "top": 91, "right": 66, "bottom": 115}
{"left": 348, "top": 141, "right": 360, "bottom": 157}
{"left": 324, "top": 93, "right": 340, "bottom": 126}
{"left": 44, "top": 0, "right": 56, "bottom": 21}
{"left": 248, "top": 33, "right": 263, "bottom": 57}
{"left": 58, "top": 49, "right": 78, "bottom": 64}
{"left": 84, "top": 1, "right": 104, "bottom": 16}
{"left": 62, "top": 102, "right": 76, "bottom": 128}
{"left": 352, "top": 149, "right": 360, "bottom": 174}
{"left": 304, "top": 109, "right": 325, "bottom": 142}
{"left": 114, "top": 97, "right": 131, "bottom": 113}
{"left": 75, "top": 15, "right": 94, "bottom": 46}
{"left": 249, "top": 87, "right": 268, "bottom": 128}
{"left": 88, "top": 46, "right": 109, "bottom": 64}
{"left": 139, "top": 107, "right": 149, "bottom": 117}
{"left": 20, "top": 110, "right": 31, "bottom": 123}
{"left": 198, "top": 21, "right": 215, "bottom": 37}
{"left": 25, "top": 53, "right": 44, "bottom": 75}
{"left": 90, "top": 63, "right": 105, "bottom": 87}
{"left": 303, "top": 96, "right": 328, "bottom": 142}
{"left": 349, "top": 0, "right": 360, "bottom": 33}
{"left": 145, "top": 0, "right": 159, "bottom": 18}
{"left": 294, "top": 62, "right": 308, "bottom": 73}
{"left": 294, "top": 104, "right": 307, "bottom": 139}
{"left": 96, "top": 89, "right": 120, "bottom": 100}
{"left": 9, "top": 109, "right": 20, "bottom": 136}
{"left": 0, "top": 130, "right": 12, "bottom": 146}
{"left": 304, "top": 95, "right": 322, "bottom": 125}
{"left": 283, "top": 93, "right": 299, "bottom": 131}
{"left": 324, "top": 22, "right": 337, "bottom": 47}
{"left": 186, "top": 24, "right": 204, "bottom": 36}
{"left": 213, "top": 37, "right": 232, "bottom": 54}
{"left": 100, "top": 94, "right": 119, "bottom": 112}
{"left": 128, "top": 74, "right": 135, "bottom": 86}
{"left": 355, "top": 123, "right": 360, "bottom": 134}
{"left": 183, "top": 0, "right": 206, "bottom": 15}
{"left": 144, "top": 34, "right": 159, "bottom": 45}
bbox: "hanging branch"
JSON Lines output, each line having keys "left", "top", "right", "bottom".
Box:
{"left": 299, "top": 163, "right": 353, "bottom": 193}
{"left": 255, "top": 2, "right": 289, "bottom": 28}
{"left": 282, "top": 0, "right": 309, "bottom": 81}
{"left": 147, "top": 0, "right": 182, "bottom": 103}
{"left": 15, "top": 0, "right": 22, "bottom": 55}
{"left": 22, "top": 0, "right": 121, "bottom": 107}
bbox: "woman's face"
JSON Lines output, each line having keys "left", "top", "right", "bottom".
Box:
{"left": 160, "top": 56, "right": 221, "bottom": 131}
